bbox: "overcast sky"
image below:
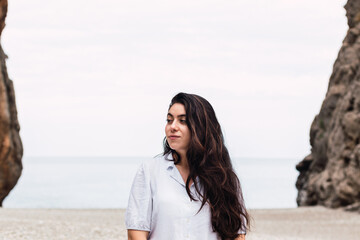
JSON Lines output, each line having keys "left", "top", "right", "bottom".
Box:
{"left": 3, "top": 0, "right": 348, "bottom": 158}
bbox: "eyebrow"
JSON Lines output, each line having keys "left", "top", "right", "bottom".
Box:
{"left": 167, "top": 113, "right": 186, "bottom": 118}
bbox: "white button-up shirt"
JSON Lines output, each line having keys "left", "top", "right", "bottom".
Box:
{"left": 125, "top": 153, "right": 221, "bottom": 240}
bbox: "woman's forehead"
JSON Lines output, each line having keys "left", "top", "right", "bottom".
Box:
{"left": 168, "top": 103, "right": 186, "bottom": 116}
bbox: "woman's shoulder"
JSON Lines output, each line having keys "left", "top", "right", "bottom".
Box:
{"left": 140, "top": 153, "right": 172, "bottom": 170}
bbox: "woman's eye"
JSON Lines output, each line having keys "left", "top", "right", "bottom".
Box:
{"left": 166, "top": 119, "right": 173, "bottom": 123}
{"left": 180, "top": 119, "right": 186, "bottom": 123}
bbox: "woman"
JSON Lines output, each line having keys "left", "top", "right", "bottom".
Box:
{"left": 126, "top": 93, "right": 250, "bottom": 240}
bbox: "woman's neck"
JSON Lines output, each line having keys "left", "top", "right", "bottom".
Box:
{"left": 175, "top": 152, "right": 192, "bottom": 186}
{"left": 176, "top": 151, "right": 189, "bottom": 170}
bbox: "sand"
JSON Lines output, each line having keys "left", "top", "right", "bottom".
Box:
{"left": 247, "top": 207, "right": 360, "bottom": 240}
{"left": 0, "top": 207, "right": 359, "bottom": 240}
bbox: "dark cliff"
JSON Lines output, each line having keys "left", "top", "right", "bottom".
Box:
{"left": 296, "top": 0, "right": 360, "bottom": 212}
{"left": 0, "top": 0, "right": 23, "bottom": 207}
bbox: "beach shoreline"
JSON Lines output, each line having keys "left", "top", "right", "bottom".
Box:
{"left": 1, "top": 206, "right": 359, "bottom": 240}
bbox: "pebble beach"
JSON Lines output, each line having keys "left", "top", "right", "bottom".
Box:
{"left": 1, "top": 206, "right": 359, "bottom": 240}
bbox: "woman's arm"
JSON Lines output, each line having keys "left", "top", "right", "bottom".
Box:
{"left": 127, "top": 230, "right": 149, "bottom": 240}
{"left": 235, "top": 234, "right": 245, "bottom": 240}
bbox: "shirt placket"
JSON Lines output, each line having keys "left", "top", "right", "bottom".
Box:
{"left": 168, "top": 163, "right": 200, "bottom": 240}
{"left": 184, "top": 198, "right": 192, "bottom": 240}
{"left": 186, "top": 184, "right": 199, "bottom": 240}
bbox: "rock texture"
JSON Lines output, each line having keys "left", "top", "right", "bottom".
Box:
{"left": 0, "top": 0, "right": 23, "bottom": 207}
{"left": 296, "top": 0, "right": 360, "bottom": 211}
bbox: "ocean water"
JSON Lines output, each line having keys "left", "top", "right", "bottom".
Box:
{"left": 3, "top": 156, "right": 300, "bottom": 209}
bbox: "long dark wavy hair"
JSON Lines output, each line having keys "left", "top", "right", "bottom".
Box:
{"left": 163, "top": 92, "right": 250, "bottom": 240}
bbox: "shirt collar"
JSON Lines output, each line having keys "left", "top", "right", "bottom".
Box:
{"left": 165, "top": 152, "right": 175, "bottom": 170}
{"left": 164, "top": 152, "right": 186, "bottom": 187}
{"left": 164, "top": 152, "right": 201, "bottom": 189}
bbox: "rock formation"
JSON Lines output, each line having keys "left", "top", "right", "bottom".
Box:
{"left": 296, "top": 0, "right": 360, "bottom": 212}
{"left": 0, "top": 0, "right": 23, "bottom": 207}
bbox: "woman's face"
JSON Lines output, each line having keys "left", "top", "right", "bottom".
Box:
{"left": 165, "top": 103, "right": 191, "bottom": 156}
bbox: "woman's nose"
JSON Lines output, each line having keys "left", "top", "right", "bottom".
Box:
{"left": 170, "top": 120, "right": 179, "bottom": 130}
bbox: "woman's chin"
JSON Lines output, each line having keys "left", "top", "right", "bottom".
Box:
{"left": 169, "top": 144, "right": 179, "bottom": 150}
{"left": 170, "top": 147, "right": 179, "bottom": 152}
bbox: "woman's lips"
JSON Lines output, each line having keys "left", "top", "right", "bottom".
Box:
{"left": 168, "top": 136, "right": 180, "bottom": 140}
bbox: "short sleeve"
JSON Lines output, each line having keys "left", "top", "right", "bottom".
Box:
{"left": 125, "top": 162, "right": 153, "bottom": 231}
{"left": 238, "top": 215, "right": 247, "bottom": 235}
